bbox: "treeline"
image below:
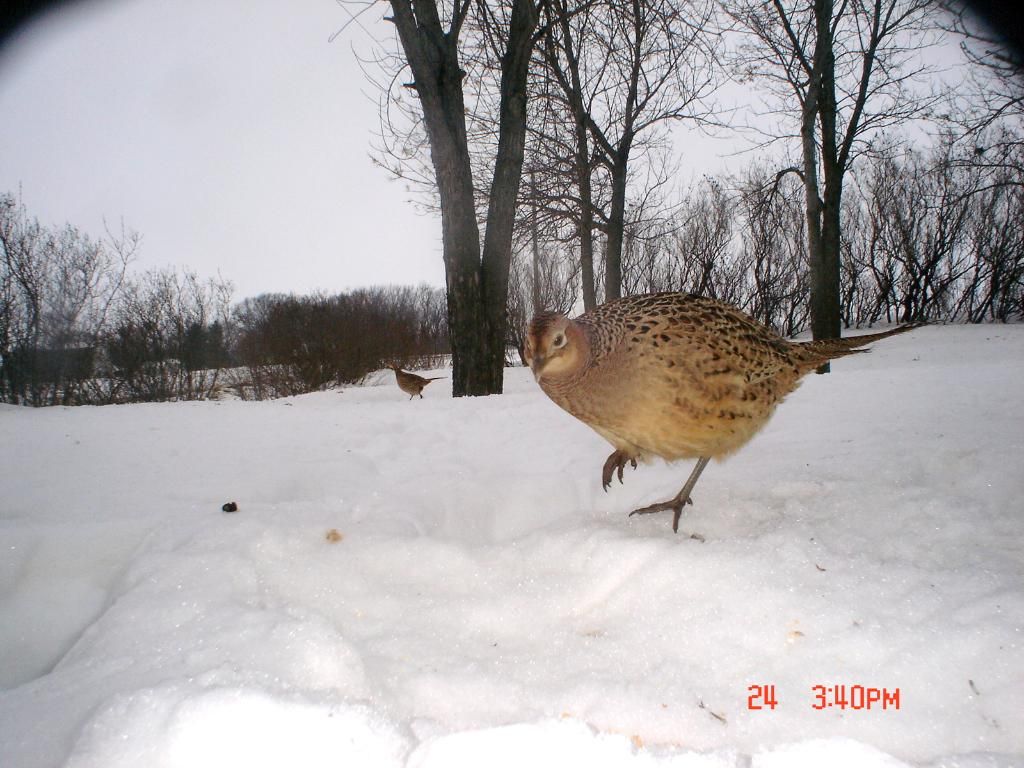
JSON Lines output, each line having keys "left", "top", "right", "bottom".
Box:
{"left": 230, "top": 286, "right": 447, "bottom": 400}
{"left": 1, "top": 193, "right": 448, "bottom": 406}
{"left": 4, "top": 132, "right": 1021, "bottom": 407}
{"left": 509, "top": 135, "right": 1024, "bottom": 348}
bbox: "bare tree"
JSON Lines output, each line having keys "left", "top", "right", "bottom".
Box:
{"left": 656, "top": 177, "right": 739, "bottom": 299}
{"left": 841, "top": 135, "right": 1022, "bottom": 324}
{"left": 366, "top": 0, "right": 540, "bottom": 396}
{"left": 955, "top": 181, "right": 1024, "bottom": 320}
{"left": 940, "top": 0, "right": 1024, "bottom": 180}
{"left": 734, "top": 164, "right": 811, "bottom": 335}
{"left": 727, "top": 0, "right": 941, "bottom": 359}
{"left": 0, "top": 193, "right": 135, "bottom": 405}
{"left": 507, "top": 243, "right": 579, "bottom": 362}
{"left": 526, "top": 0, "right": 603, "bottom": 309}
{"left": 532, "top": 0, "right": 719, "bottom": 305}
{"left": 105, "top": 268, "right": 233, "bottom": 403}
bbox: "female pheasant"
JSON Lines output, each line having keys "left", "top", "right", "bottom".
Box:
{"left": 525, "top": 292, "right": 918, "bottom": 532}
{"left": 390, "top": 365, "right": 445, "bottom": 399}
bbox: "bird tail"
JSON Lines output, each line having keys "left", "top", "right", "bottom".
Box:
{"left": 425, "top": 376, "right": 446, "bottom": 381}
{"left": 792, "top": 323, "right": 924, "bottom": 370}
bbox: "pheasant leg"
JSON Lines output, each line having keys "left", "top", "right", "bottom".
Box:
{"left": 602, "top": 450, "right": 638, "bottom": 491}
{"left": 629, "top": 456, "right": 711, "bottom": 533}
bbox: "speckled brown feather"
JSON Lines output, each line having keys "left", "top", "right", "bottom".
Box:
{"left": 528, "top": 293, "right": 918, "bottom": 463}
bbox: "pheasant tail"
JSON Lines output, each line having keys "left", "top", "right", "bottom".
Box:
{"left": 792, "top": 323, "right": 924, "bottom": 371}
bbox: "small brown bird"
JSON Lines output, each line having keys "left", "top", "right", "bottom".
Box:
{"left": 391, "top": 365, "right": 445, "bottom": 400}
{"left": 525, "top": 292, "right": 919, "bottom": 532}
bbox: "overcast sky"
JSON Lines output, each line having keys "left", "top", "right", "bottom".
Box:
{"left": 0, "top": 1, "right": 975, "bottom": 303}
{"left": 0, "top": 0, "right": 451, "bottom": 300}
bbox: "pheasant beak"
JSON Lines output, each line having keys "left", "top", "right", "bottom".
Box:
{"left": 529, "top": 354, "right": 545, "bottom": 381}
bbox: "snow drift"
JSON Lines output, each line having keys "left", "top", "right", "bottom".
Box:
{"left": 1, "top": 325, "right": 1022, "bottom": 767}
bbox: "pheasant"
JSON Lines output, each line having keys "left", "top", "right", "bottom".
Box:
{"left": 391, "top": 365, "right": 445, "bottom": 400}
{"left": 525, "top": 292, "right": 919, "bottom": 532}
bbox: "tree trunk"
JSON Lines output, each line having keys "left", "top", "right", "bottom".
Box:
{"left": 800, "top": 88, "right": 826, "bottom": 339}
{"left": 604, "top": 157, "right": 628, "bottom": 301}
{"left": 430, "top": 86, "right": 488, "bottom": 396}
{"left": 530, "top": 171, "right": 541, "bottom": 311}
{"left": 479, "top": 0, "right": 539, "bottom": 394}
{"left": 549, "top": 1, "right": 597, "bottom": 311}
{"left": 389, "top": 0, "right": 537, "bottom": 396}
{"left": 815, "top": 185, "right": 843, "bottom": 338}
{"left": 802, "top": 0, "right": 840, "bottom": 373}
{"left": 814, "top": 0, "right": 842, "bottom": 345}
{"left": 576, "top": 126, "right": 598, "bottom": 311}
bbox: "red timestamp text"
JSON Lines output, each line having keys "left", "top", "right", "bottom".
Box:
{"left": 747, "top": 684, "right": 779, "bottom": 710}
{"left": 812, "top": 684, "right": 900, "bottom": 710}
{"left": 747, "top": 684, "right": 901, "bottom": 711}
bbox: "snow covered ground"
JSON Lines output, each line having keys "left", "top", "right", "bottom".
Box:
{"left": 1, "top": 324, "right": 1022, "bottom": 768}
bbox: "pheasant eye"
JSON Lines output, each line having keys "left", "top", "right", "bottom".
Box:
{"left": 553, "top": 333, "right": 566, "bottom": 348}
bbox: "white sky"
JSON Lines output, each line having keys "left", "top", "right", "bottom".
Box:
{"left": 0, "top": 0, "right": 972, "bottom": 303}
{"left": 0, "top": 0, "right": 449, "bottom": 300}
{"left": 0, "top": 0, "right": 759, "bottom": 303}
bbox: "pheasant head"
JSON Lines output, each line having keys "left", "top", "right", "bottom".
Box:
{"left": 526, "top": 312, "right": 589, "bottom": 382}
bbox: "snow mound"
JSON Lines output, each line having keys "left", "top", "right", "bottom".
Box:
{"left": 66, "top": 687, "right": 405, "bottom": 768}
{"left": 2, "top": 326, "right": 1023, "bottom": 767}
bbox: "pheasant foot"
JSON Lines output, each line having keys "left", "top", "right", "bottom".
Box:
{"left": 629, "top": 495, "right": 693, "bottom": 533}
{"left": 627, "top": 456, "right": 711, "bottom": 533}
{"left": 602, "top": 450, "right": 638, "bottom": 490}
